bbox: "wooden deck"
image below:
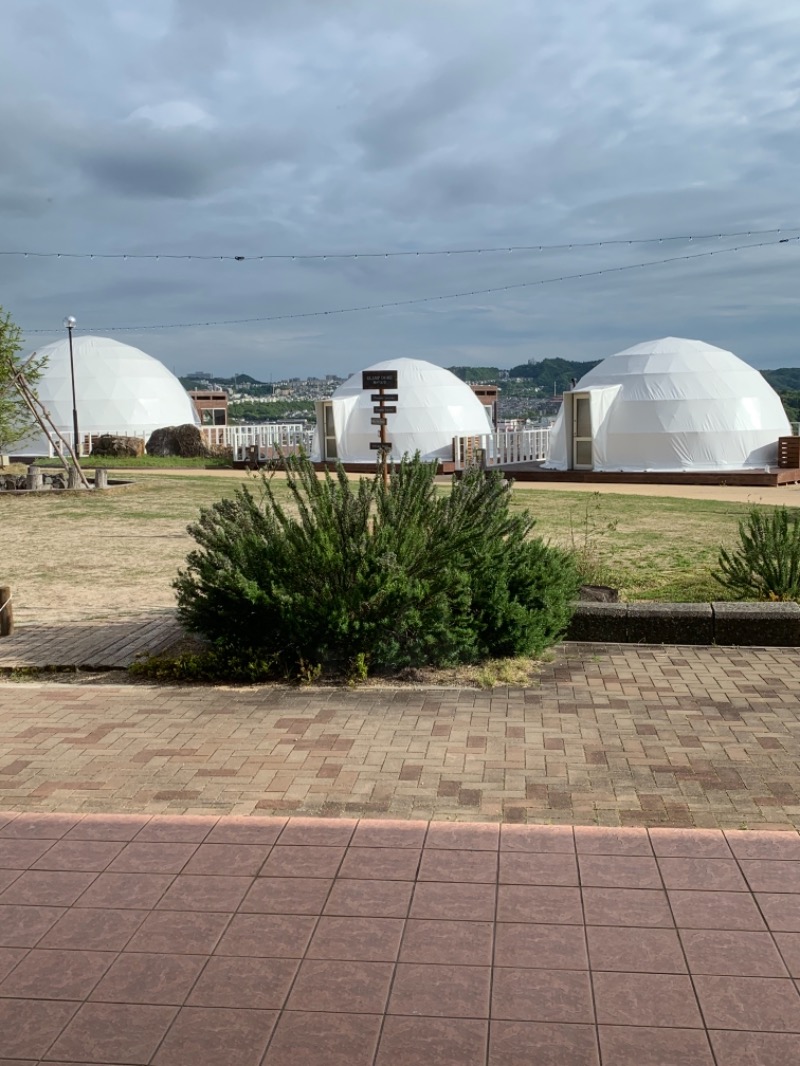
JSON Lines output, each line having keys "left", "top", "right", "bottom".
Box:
{"left": 497, "top": 465, "right": 800, "bottom": 486}
{"left": 236, "top": 457, "right": 800, "bottom": 486}
{"left": 0, "top": 614, "right": 186, "bottom": 671}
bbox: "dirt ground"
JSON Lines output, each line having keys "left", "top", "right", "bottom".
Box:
{"left": 2, "top": 467, "right": 799, "bottom": 625}
{"left": 127, "top": 466, "right": 800, "bottom": 505}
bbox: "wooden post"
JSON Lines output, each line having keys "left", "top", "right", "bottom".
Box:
{"left": 26, "top": 465, "right": 42, "bottom": 491}
{"left": 94, "top": 467, "right": 108, "bottom": 490}
{"left": 67, "top": 465, "right": 82, "bottom": 490}
{"left": 363, "top": 370, "right": 398, "bottom": 490}
{"left": 379, "top": 386, "right": 388, "bottom": 489}
{"left": 0, "top": 587, "right": 12, "bottom": 638}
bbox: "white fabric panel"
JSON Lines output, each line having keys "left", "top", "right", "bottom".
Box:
{"left": 544, "top": 337, "right": 790, "bottom": 472}
{"left": 16, "top": 335, "right": 199, "bottom": 451}
{"left": 331, "top": 358, "right": 493, "bottom": 462}
{"left": 587, "top": 385, "right": 623, "bottom": 470}
{"left": 545, "top": 385, "right": 621, "bottom": 470}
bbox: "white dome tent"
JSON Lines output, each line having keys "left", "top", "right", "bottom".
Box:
{"left": 544, "top": 338, "right": 791, "bottom": 472}
{"left": 315, "top": 358, "right": 493, "bottom": 463}
{"left": 15, "top": 335, "right": 199, "bottom": 454}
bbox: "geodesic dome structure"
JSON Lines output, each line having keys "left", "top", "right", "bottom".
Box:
{"left": 15, "top": 335, "right": 199, "bottom": 453}
{"left": 316, "top": 358, "right": 493, "bottom": 462}
{"left": 544, "top": 337, "right": 791, "bottom": 472}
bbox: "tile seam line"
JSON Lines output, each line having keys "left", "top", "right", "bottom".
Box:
{"left": 726, "top": 831, "right": 800, "bottom": 985}
{"left": 367, "top": 817, "right": 432, "bottom": 1066}
{"left": 252, "top": 816, "right": 357, "bottom": 1065}
{"left": 482, "top": 829, "right": 501, "bottom": 1066}
{"left": 574, "top": 825, "right": 604, "bottom": 1066}
{"left": 649, "top": 828, "right": 721, "bottom": 1066}
{"left": 64, "top": 835, "right": 229, "bottom": 1066}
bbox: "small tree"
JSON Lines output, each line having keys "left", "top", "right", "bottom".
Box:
{"left": 172, "top": 454, "right": 581, "bottom": 680}
{"left": 0, "top": 308, "right": 42, "bottom": 466}
{"left": 714, "top": 506, "right": 800, "bottom": 601}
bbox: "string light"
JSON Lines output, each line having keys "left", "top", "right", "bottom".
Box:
{"left": 21, "top": 235, "right": 799, "bottom": 335}
{"left": 3, "top": 227, "right": 797, "bottom": 263}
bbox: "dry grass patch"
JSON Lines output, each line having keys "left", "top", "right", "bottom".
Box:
{"left": 1, "top": 470, "right": 792, "bottom": 624}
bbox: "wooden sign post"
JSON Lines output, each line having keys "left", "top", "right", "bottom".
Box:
{"left": 362, "top": 370, "right": 398, "bottom": 489}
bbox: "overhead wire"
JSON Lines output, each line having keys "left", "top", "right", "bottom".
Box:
{"left": 4, "top": 227, "right": 798, "bottom": 263}
{"left": 20, "top": 235, "right": 800, "bottom": 335}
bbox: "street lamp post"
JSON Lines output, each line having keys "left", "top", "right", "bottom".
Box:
{"left": 63, "top": 316, "right": 79, "bottom": 455}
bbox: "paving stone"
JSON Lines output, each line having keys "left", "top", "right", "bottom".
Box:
{"left": 4, "top": 643, "right": 800, "bottom": 828}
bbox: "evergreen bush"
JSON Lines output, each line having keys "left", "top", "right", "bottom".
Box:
{"left": 173, "top": 454, "right": 580, "bottom": 680}
{"left": 714, "top": 506, "right": 800, "bottom": 601}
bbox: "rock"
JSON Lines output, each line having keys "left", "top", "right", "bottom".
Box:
{"left": 579, "top": 584, "right": 619, "bottom": 603}
{"left": 91, "top": 434, "right": 144, "bottom": 458}
{"left": 146, "top": 424, "right": 209, "bottom": 458}
{"left": 208, "top": 443, "right": 233, "bottom": 463}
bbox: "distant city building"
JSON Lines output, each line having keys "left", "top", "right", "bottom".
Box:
{"left": 469, "top": 384, "right": 499, "bottom": 428}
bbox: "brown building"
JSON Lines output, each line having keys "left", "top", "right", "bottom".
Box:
{"left": 188, "top": 390, "right": 228, "bottom": 427}
{"left": 470, "top": 384, "right": 499, "bottom": 427}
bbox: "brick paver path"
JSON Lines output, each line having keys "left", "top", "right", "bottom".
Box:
{"left": 3, "top": 643, "right": 800, "bottom": 828}
{"left": 1, "top": 812, "right": 800, "bottom": 1065}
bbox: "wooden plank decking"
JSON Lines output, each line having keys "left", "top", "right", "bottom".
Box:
{"left": 0, "top": 614, "right": 186, "bottom": 670}
{"left": 499, "top": 465, "right": 800, "bottom": 485}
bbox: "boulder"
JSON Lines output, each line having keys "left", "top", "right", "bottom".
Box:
{"left": 579, "top": 584, "right": 619, "bottom": 603}
{"left": 146, "top": 424, "right": 209, "bottom": 458}
{"left": 90, "top": 434, "right": 144, "bottom": 458}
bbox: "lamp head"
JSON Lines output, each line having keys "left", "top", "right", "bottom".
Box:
{"left": 63, "top": 315, "right": 77, "bottom": 329}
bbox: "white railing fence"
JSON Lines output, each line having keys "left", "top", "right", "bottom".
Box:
{"left": 47, "top": 430, "right": 149, "bottom": 458}
{"left": 200, "top": 424, "right": 314, "bottom": 458}
{"left": 453, "top": 428, "right": 551, "bottom": 470}
{"left": 37, "top": 424, "right": 313, "bottom": 460}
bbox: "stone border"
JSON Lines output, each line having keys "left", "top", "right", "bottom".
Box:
{"left": 567, "top": 600, "right": 800, "bottom": 646}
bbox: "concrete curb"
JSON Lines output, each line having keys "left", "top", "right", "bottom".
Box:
{"left": 567, "top": 600, "right": 800, "bottom": 646}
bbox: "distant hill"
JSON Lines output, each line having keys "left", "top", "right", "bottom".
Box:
{"left": 763, "top": 368, "right": 800, "bottom": 391}
{"left": 508, "top": 358, "right": 601, "bottom": 391}
{"left": 448, "top": 366, "right": 502, "bottom": 382}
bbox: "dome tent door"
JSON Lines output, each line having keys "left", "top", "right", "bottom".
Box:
{"left": 571, "top": 392, "right": 593, "bottom": 470}
{"left": 322, "top": 401, "right": 337, "bottom": 460}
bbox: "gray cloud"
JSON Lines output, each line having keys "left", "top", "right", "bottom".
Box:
{"left": 0, "top": 0, "right": 799, "bottom": 377}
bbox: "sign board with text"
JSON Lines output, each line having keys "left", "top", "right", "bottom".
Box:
{"left": 362, "top": 370, "right": 398, "bottom": 390}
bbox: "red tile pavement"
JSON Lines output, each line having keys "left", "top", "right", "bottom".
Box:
{"left": 2, "top": 817, "right": 800, "bottom": 1061}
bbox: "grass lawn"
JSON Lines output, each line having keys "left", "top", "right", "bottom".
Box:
{"left": 1, "top": 469, "right": 790, "bottom": 622}
{"left": 33, "top": 455, "right": 231, "bottom": 469}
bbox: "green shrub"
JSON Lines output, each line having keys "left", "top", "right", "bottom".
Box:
{"left": 714, "top": 506, "right": 800, "bottom": 601}
{"left": 173, "top": 454, "right": 580, "bottom": 680}
{"left": 129, "top": 647, "right": 277, "bottom": 684}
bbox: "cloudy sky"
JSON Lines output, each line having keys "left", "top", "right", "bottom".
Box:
{"left": 3, "top": 0, "right": 800, "bottom": 378}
